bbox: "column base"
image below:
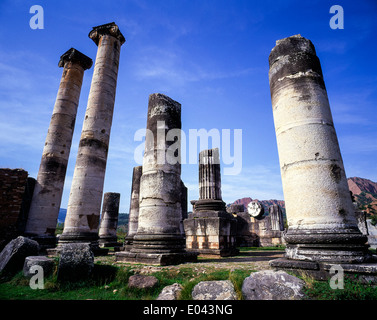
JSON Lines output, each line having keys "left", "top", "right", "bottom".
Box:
{"left": 99, "top": 236, "right": 122, "bottom": 248}
{"left": 115, "top": 251, "right": 198, "bottom": 266}
{"left": 270, "top": 257, "right": 377, "bottom": 283}
{"left": 283, "top": 228, "right": 370, "bottom": 263}
{"left": 186, "top": 247, "right": 239, "bottom": 257}
{"left": 57, "top": 232, "right": 108, "bottom": 256}
{"left": 123, "top": 235, "right": 134, "bottom": 251}
{"left": 131, "top": 233, "right": 187, "bottom": 253}
{"left": 184, "top": 211, "right": 238, "bottom": 257}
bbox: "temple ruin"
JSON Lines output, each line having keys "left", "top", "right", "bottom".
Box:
{"left": 184, "top": 148, "right": 238, "bottom": 257}
{"left": 1, "top": 20, "right": 377, "bottom": 288}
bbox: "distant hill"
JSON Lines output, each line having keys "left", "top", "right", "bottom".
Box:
{"left": 348, "top": 177, "right": 377, "bottom": 216}
{"left": 118, "top": 213, "right": 129, "bottom": 226}
{"left": 230, "top": 197, "right": 285, "bottom": 216}
{"left": 57, "top": 209, "right": 129, "bottom": 226}
{"left": 229, "top": 177, "right": 377, "bottom": 220}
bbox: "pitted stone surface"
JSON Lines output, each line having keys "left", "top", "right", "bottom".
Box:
{"left": 57, "top": 243, "right": 94, "bottom": 281}
{"left": 128, "top": 274, "right": 159, "bottom": 289}
{"left": 242, "top": 270, "right": 305, "bottom": 300}
{"left": 156, "top": 283, "right": 183, "bottom": 300}
{"left": 192, "top": 280, "right": 237, "bottom": 300}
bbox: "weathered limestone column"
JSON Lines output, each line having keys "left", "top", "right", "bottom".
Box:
{"left": 269, "top": 204, "right": 285, "bottom": 232}
{"left": 195, "top": 148, "right": 226, "bottom": 212}
{"left": 98, "top": 192, "right": 121, "bottom": 247}
{"left": 124, "top": 166, "right": 142, "bottom": 250}
{"left": 180, "top": 180, "right": 188, "bottom": 235}
{"left": 199, "top": 148, "right": 222, "bottom": 201}
{"left": 59, "top": 23, "right": 125, "bottom": 249}
{"left": 116, "top": 93, "right": 197, "bottom": 265}
{"left": 24, "top": 48, "right": 92, "bottom": 247}
{"left": 184, "top": 148, "right": 238, "bottom": 257}
{"left": 268, "top": 35, "right": 369, "bottom": 263}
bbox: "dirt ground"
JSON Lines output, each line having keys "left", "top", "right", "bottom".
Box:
{"left": 96, "top": 250, "right": 285, "bottom": 274}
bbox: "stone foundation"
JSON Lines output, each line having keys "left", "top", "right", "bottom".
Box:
{"left": 270, "top": 257, "right": 377, "bottom": 283}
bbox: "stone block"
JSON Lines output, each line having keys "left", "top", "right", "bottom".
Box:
{"left": 57, "top": 243, "right": 94, "bottom": 281}
{"left": 0, "top": 236, "right": 39, "bottom": 273}
{"left": 241, "top": 270, "right": 305, "bottom": 300}
{"left": 23, "top": 255, "right": 54, "bottom": 278}
{"left": 156, "top": 283, "right": 183, "bottom": 300}
{"left": 192, "top": 280, "right": 237, "bottom": 300}
{"left": 128, "top": 274, "right": 158, "bottom": 289}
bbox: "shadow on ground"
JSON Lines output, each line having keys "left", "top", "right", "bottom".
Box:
{"left": 198, "top": 250, "right": 285, "bottom": 263}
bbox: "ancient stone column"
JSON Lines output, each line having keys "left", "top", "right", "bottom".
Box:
{"left": 269, "top": 204, "right": 284, "bottom": 232}
{"left": 98, "top": 192, "right": 121, "bottom": 247}
{"left": 116, "top": 93, "right": 197, "bottom": 265}
{"left": 184, "top": 148, "right": 238, "bottom": 256}
{"left": 59, "top": 23, "right": 125, "bottom": 249}
{"left": 180, "top": 180, "right": 188, "bottom": 235}
{"left": 199, "top": 148, "right": 222, "bottom": 201}
{"left": 195, "top": 148, "right": 226, "bottom": 212}
{"left": 24, "top": 48, "right": 92, "bottom": 247}
{"left": 124, "top": 166, "right": 142, "bottom": 250}
{"left": 268, "top": 34, "right": 369, "bottom": 263}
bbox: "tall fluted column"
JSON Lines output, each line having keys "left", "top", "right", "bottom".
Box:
{"left": 98, "top": 192, "right": 121, "bottom": 247}
{"left": 199, "top": 148, "right": 222, "bottom": 200}
{"left": 25, "top": 48, "right": 92, "bottom": 247}
{"left": 59, "top": 22, "right": 125, "bottom": 248}
{"left": 268, "top": 34, "right": 369, "bottom": 263}
{"left": 184, "top": 148, "right": 238, "bottom": 257}
{"left": 124, "top": 166, "right": 142, "bottom": 249}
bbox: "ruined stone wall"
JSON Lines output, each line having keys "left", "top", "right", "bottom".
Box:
{"left": 0, "top": 169, "right": 28, "bottom": 250}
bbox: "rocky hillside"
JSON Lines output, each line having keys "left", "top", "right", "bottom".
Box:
{"left": 231, "top": 197, "right": 285, "bottom": 216}
{"left": 230, "top": 177, "right": 377, "bottom": 220}
{"left": 348, "top": 177, "right": 377, "bottom": 216}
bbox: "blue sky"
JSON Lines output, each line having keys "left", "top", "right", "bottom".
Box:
{"left": 0, "top": 0, "right": 376, "bottom": 213}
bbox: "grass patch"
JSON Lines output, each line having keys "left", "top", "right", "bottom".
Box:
{"left": 301, "top": 273, "right": 377, "bottom": 300}
{"left": 2, "top": 254, "right": 376, "bottom": 300}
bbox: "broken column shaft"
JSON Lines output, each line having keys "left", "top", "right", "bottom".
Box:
{"left": 116, "top": 93, "right": 197, "bottom": 265}
{"left": 268, "top": 35, "right": 369, "bottom": 263}
{"left": 59, "top": 23, "right": 125, "bottom": 248}
{"left": 24, "top": 48, "right": 92, "bottom": 247}
{"left": 124, "top": 166, "right": 142, "bottom": 249}
{"left": 98, "top": 192, "right": 121, "bottom": 247}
